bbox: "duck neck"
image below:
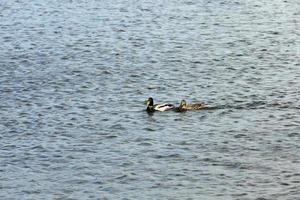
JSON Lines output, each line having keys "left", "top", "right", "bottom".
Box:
{"left": 147, "top": 105, "right": 154, "bottom": 112}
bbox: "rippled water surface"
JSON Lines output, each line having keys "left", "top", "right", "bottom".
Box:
{"left": 1, "top": 0, "right": 300, "bottom": 199}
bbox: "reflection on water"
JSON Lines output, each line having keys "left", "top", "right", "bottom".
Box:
{"left": 1, "top": 0, "right": 300, "bottom": 199}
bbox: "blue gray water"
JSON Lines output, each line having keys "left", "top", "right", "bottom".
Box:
{"left": 1, "top": 0, "right": 300, "bottom": 199}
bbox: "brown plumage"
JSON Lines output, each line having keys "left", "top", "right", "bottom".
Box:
{"left": 177, "top": 100, "right": 209, "bottom": 111}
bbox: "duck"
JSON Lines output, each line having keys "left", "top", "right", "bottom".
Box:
{"left": 173, "top": 100, "right": 188, "bottom": 112}
{"left": 177, "top": 99, "right": 209, "bottom": 110}
{"left": 146, "top": 97, "right": 175, "bottom": 112}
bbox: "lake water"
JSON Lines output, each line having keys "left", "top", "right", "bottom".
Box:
{"left": 1, "top": 0, "right": 300, "bottom": 199}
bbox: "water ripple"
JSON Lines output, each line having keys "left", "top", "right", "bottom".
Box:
{"left": 1, "top": 0, "right": 300, "bottom": 199}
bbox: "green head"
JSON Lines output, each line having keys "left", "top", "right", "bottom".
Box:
{"left": 146, "top": 97, "right": 154, "bottom": 106}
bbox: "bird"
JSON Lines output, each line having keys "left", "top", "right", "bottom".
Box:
{"left": 146, "top": 97, "right": 175, "bottom": 112}
{"left": 177, "top": 99, "right": 209, "bottom": 110}
{"left": 173, "top": 100, "right": 188, "bottom": 112}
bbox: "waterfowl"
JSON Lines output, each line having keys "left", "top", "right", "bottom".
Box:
{"left": 173, "top": 100, "right": 188, "bottom": 112}
{"left": 146, "top": 97, "right": 175, "bottom": 112}
{"left": 179, "top": 99, "right": 209, "bottom": 110}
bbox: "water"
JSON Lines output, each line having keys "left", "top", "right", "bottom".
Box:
{"left": 1, "top": 0, "right": 300, "bottom": 199}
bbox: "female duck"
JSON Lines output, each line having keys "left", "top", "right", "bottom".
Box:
{"left": 177, "top": 99, "right": 209, "bottom": 111}
{"left": 146, "top": 97, "right": 175, "bottom": 112}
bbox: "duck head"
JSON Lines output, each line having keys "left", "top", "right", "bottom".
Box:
{"left": 146, "top": 97, "right": 154, "bottom": 107}
{"left": 180, "top": 100, "right": 187, "bottom": 108}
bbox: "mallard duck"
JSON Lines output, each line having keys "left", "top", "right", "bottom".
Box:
{"left": 146, "top": 97, "right": 175, "bottom": 112}
{"left": 178, "top": 99, "right": 208, "bottom": 110}
{"left": 173, "top": 100, "right": 188, "bottom": 112}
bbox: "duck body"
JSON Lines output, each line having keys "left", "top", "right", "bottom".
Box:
{"left": 146, "top": 98, "right": 174, "bottom": 112}
{"left": 185, "top": 103, "right": 207, "bottom": 110}
{"left": 173, "top": 104, "right": 187, "bottom": 112}
{"left": 178, "top": 100, "right": 210, "bottom": 111}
